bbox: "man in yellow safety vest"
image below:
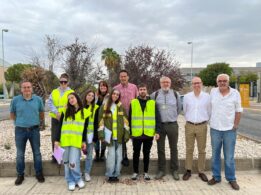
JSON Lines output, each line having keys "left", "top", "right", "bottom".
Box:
{"left": 129, "top": 83, "right": 161, "bottom": 181}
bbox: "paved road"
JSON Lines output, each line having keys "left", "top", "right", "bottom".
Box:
{"left": 0, "top": 105, "right": 9, "bottom": 121}
{"left": 238, "top": 109, "right": 261, "bottom": 142}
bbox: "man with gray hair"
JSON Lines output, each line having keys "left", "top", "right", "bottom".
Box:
{"left": 151, "top": 76, "right": 182, "bottom": 180}
{"left": 208, "top": 73, "right": 243, "bottom": 190}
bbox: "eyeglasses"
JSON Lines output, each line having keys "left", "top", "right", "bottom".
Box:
{"left": 192, "top": 82, "right": 202, "bottom": 85}
{"left": 60, "top": 80, "right": 68, "bottom": 84}
{"left": 218, "top": 80, "right": 228, "bottom": 83}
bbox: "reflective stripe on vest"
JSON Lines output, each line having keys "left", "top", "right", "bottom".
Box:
{"left": 112, "top": 107, "right": 117, "bottom": 139}
{"left": 60, "top": 108, "right": 91, "bottom": 148}
{"left": 131, "top": 99, "right": 156, "bottom": 137}
{"left": 49, "top": 89, "right": 74, "bottom": 118}
{"left": 86, "top": 105, "right": 99, "bottom": 134}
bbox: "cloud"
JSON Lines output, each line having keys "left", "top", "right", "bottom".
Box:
{"left": 0, "top": 0, "right": 261, "bottom": 70}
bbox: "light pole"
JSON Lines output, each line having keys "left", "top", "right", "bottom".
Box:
{"left": 187, "top": 41, "right": 193, "bottom": 83}
{"left": 2, "top": 29, "right": 8, "bottom": 99}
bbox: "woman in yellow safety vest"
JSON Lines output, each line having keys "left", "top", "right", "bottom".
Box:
{"left": 98, "top": 89, "right": 130, "bottom": 182}
{"left": 47, "top": 73, "right": 74, "bottom": 163}
{"left": 54, "top": 92, "right": 90, "bottom": 191}
{"left": 82, "top": 90, "right": 99, "bottom": 182}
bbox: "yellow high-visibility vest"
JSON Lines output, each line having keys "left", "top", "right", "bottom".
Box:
{"left": 60, "top": 108, "right": 91, "bottom": 148}
{"left": 49, "top": 88, "right": 74, "bottom": 118}
{"left": 131, "top": 99, "right": 156, "bottom": 137}
{"left": 86, "top": 104, "right": 99, "bottom": 134}
{"left": 112, "top": 107, "right": 118, "bottom": 139}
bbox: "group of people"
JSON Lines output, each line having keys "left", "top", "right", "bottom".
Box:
{"left": 10, "top": 70, "right": 242, "bottom": 191}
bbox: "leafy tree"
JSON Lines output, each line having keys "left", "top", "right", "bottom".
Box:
{"left": 123, "top": 45, "right": 185, "bottom": 93}
{"left": 198, "top": 62, "right": 233, "bottom": 86}
{"left": 238, "top": 71, "right": 258, "bottom": 83}
{"left": 4, "top": 63, "right": 33, "bottom": 97}
{"left": 101, "top": 48, "right": 121, "bottom": 86}
{"left": 5, "top": 63, "right": 33, "bottom": 83}
{"left": 62, "top": 38, "right": 96, "bottom": 92}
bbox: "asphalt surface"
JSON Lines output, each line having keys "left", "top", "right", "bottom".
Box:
{"left": 0, "top": 105, "right": 9, "bottom": 120}
{"left": 238, "top": 109, "right": 261, "bottom": 142}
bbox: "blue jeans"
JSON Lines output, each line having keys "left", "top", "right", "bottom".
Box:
{"left": 63, "top": 146, "right": 82, "bottom": 185}
{"left": 210, "top": 128, "right": 237, "bottom": 182}
{"left": 85, "top": 143, "right": 94, "bottom": 174}
{"left": 106, "top": 141, "right": 122, "bottom": 177}
{"left": 15, "top": 126, "right": 43, "bottom": 176}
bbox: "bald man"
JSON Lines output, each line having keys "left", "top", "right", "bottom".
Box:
{"left": 182, "top": 77, "right": 211, "bottom": 182}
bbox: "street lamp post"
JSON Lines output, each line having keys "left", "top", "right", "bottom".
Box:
{"left": 2, "top": 29, "right": 9, "bottom": 99}
{"left": 187, "top": 41, "right": 193, "bottom": 83}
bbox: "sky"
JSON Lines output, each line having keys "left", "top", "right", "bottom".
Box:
{"left": 1, "top": 0, "right": 261, "bottom": 73}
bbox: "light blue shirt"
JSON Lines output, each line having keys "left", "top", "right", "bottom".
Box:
{"left": 10, "top": 95, "right": 44, "bottom": 127}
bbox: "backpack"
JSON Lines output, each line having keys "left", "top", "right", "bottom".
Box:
{"left": 154, "top": 89, "right": 179, "bottom": 113}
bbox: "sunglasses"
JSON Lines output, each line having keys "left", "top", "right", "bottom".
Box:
{"left": 60, "top": 81, "right": 68, "bottom": 84}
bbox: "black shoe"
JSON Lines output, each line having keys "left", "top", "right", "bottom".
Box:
{"left": 15, "top": 175, "right": 24, "bottom": 186}
{"left": 108, "top": 177, "right": 114, "bottom": 182}
{"left": 36, "top": 173, "right": 45, "bottom": 183}
{"left": 113, "top": 177, "right": 119, "bottom": 182}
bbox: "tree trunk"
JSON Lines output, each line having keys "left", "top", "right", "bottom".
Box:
{"left": 9, "top": 82, "right": 14, "bottom": 97}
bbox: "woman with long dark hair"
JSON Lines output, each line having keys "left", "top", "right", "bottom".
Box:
{"left": 82, "top": 90, "right": 99, "bottom": 182}
{"left": 95, "top": 81, "right": 109, "bottom": 161}
{"left": 98, "top": 89, "right": 130, "bottom": 182}
{"left": 54, "top": 92, "right": 90, "bottom": 191}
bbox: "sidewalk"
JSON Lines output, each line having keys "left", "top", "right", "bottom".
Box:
{"left": 0, "top": 171, "right": 260, "bottom": 194}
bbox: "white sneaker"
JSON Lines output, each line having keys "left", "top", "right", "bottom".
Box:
{"left": 68, "top": 183, "right": 75, "bottom": 191}
{"left": 85, "top": 173, "right": 91, "bottom": 182}
{"left": 77, "top": 180, "right": 85, "bottom": 189}
{"left": 131, "top": 173, "right": 139, "bottom": 180}
{"left": 144, "top": 173, "right": 151, "bottom": 180}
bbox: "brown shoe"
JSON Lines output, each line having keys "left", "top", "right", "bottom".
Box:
{"left": 182, "top": 170, "right": 191, "bottom": 181}
{"left": 229, "top": 181, "right": 240, "bottom": 190}
{"left": 198, "top": 173, "right": 208, "bottom": 182}
{"left": 208, "top": 177, "right": 220, "bottom": 185}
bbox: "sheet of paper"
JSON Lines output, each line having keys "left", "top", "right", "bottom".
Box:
{"left": 87, "top": 132, "right": 94, "bottom": 144}
{"left": 53, "top": 146, "right": 65, "bottom": 164}
{"left": 104, "top": 127, "right": 112, "bottom": 144}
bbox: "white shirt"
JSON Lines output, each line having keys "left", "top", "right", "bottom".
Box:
{"left": 183, "top": 91, "right": 211, "bottom": 123}
{"left": 210, "top": 87, "right": 243, "bottom": 131}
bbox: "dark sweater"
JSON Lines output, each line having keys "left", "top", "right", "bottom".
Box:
{"left": 129, "top": 96, "right": 161, "bottom": 139}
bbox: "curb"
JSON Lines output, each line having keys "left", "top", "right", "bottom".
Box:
{"left": 0, "top": 158, "right": 260, "bottom": 177}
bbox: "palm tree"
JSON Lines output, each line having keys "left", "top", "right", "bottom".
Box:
{"left": 101, "top": 48, "right": 121, "bottom": 86}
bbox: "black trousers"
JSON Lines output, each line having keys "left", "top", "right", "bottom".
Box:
{"left": 132, "top": 138, "right": 153, "bottom": 173}
{"left": 51, "top": 118, "right": 60, "bottom": 152}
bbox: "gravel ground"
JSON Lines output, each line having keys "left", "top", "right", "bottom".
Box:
{"left": 0, "top": 114, "right": 260, "bottom": 162}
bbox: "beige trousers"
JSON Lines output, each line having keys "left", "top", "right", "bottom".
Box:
{"left": 185, "top": 122, "right": 207, "bottom": 172}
